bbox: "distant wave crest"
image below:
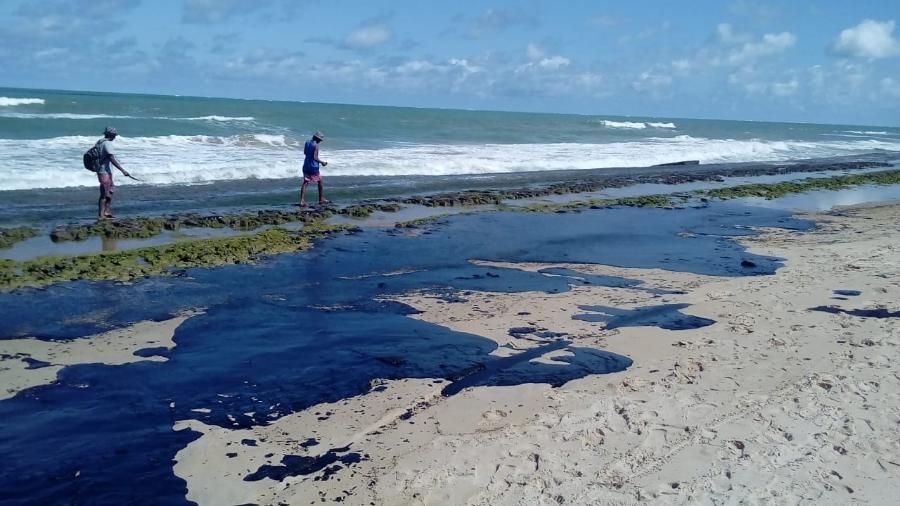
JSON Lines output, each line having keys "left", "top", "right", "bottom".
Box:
{"left": 0, "top": 112, "right": 254, "bottom": 122}
{"left": 843, "top": 130, "right": 892, "bottom": 136}
{"left": 180, "top": 115, "right": 255, "bottom": 122}
{"left": 597, "top": 120, "right": 677, "bottom": 130}
{"left": 0, "top": 112, "right": 134, "bottom": 120}
{"left": 1, "top": 133, "right": 898, "bottom": 191}
{"left": 0, "top": 97, "right": 45, "bottom": 106}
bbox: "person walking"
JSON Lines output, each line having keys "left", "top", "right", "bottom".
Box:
{"left": 94, "top": 127, "right": 131, "bottom": 220}
{"left": 300, "top": 131, "right": 328, "bottom": 207}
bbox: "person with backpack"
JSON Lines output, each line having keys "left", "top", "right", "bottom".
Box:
{"left": 85, "top": 127, "right": 131, "bottom": 221}
{"left": 299, "top": 131, "right": 328, "bottom": 207}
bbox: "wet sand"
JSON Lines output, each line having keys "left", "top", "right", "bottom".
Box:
{"left": 172, "top": 203, "right": 900, "bottom": 504}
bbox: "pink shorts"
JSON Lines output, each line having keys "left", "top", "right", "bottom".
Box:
{"left": 303, "top": 172, "right": 322, "bottom": 184}
{"left": 98, "top": 172, "right": 115, "bottom": 198}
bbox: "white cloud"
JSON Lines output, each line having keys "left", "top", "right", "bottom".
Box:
{"left": 448, "top": 58, "right": 481, "bottom": 74}
{"left": 343, "top": 22, "right": 393, "bottom": 49}
{"left": 671, "top": 59, "right": 692, "bottom": 73}
{"left": 882, "top": 78, "right": 900, "bottom": 99}
{"left": 518, "top": 44, "right": 570, "bottom": 72}
{"left": 526, "top": 43, "right": 545, "bottom": 61}
{"left": 717, "top": 23, "right": 746, "bottom": 44}
{"left": 727, "top": 31, "right": 796, "bottom": 65}
{"left": 631, "top": 69, "right": 673, "bottom": 94}
{"left": 771, "top": 78, "right": 799, "bottom": 96}
{"left": 834, "top": 19, "right": 900, "bottom": 59}
{"left": 538, "top": 56, "right": 570, "bottom": 69}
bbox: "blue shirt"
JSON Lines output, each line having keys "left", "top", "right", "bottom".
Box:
{"left": 302, "top": 139, "right": 319, "bottom": 174}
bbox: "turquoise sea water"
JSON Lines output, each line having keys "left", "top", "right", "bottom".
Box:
{"left": 2, "top": 86, "right": 900, "bottom": 192}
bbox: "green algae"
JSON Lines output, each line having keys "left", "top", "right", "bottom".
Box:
{"left": 512, "top": 194, "right": 676, "bottom": 213}
{"left": 0, "top": 222, "right": 356, "bottom": 291}
{"left": 394, "top": 214, "right": 453, "bottom": 228}
{"left": 49, "top": 208, "right": 339, "bottom": 242}
{"left": 703, "top": 170, "right": 900, "bottom": 200}
{"left": 46, "top": 203, "right": 405, "bottom": 241}
{"left": 0, "top": 227, "right": 39, "bottom": 249}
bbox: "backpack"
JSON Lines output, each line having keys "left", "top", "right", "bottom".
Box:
{"left": 83, "top": 140, "right": 104, "bottom": 172}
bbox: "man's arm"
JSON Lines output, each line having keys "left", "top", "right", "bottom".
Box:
{"left": 109, "top": 155, "right": 131, "bottom": 177}
{"left": 314, "top": 145, "right": 327, "bottom": 166}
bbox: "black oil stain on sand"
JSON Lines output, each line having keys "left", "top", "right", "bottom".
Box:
{"left": 0, "top": 203, "right": 809, "bottom": 505}
{"left": 573, "top": 304, "right": 715, "bottom": 330}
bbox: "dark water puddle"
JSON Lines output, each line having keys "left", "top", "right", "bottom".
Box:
{"left": 244, "top": 446, "right": 366, "bottom": 482}
{"left": 810, "top": 306, "right": 899, "bottom": 319}
{"left": 441, "top": 340, "right": 632, "bottom": 396}
{"left": 133, "top": 346, "right": 170, "bottom": 358}
{"left": 299, "top": 438, "right": 320, "bottom": 449}
{"left": 573, "top": 303, "right": 716, "bottom": 330}
{"left": 833, "top": 289, "right": 861, "bottom": 297}
{"left": 508, "top": 327, "right": 567, "bottom": 340}
{"left": 22, "top": 357, "right": 52, "bottom": 369}
{"left": 0, "top": 202, "right": 810, "bottom": 505}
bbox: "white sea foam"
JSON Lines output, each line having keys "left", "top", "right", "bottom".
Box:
{"left": 0, "top": 112, "right": 254, "bottom": 122}
{"left": 0, "top": 112, "right": 135, "bottom": 120}
{"left": 0, "top": 97, "right": 45, "bottom": 106}
{"left": 1, "top": 134, "right": 898, "bottom": 191}
{"left": 179, "top": 115, "right": 255, "bottom": 122}
{"left": 597, "top": 120, "right": 677, "bottom": 129}
{"left": 843, "top": 130, "right": 892, "bottom": 136}
{"left": 600, "top": 120, "right": 647, "bottom": 129}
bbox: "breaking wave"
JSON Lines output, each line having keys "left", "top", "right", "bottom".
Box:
{"left": 0, "top": 112, "right": 135, "bottom": 120}
{"left": 1, "top": 133, "right": 898, "bottom": 191}
{"left": 178, "top": 115, "right": 256, "bottom": 122}
{"left": 0, "top": 97, "right": 45, "bottom": 106}
{"left": 0, "top": 112, "right": 254, "bottom": 122}
{"left": 597, "top": 120, "right": 677, "bottom": 130}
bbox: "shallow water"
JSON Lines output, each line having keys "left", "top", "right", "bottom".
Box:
{"left": 0, "top": 202, "right": 811, "bottom": 504}
{"left": 742, "top": 184, "right": 900, "bottom": 212}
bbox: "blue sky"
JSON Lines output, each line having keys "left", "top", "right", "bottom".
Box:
{"left": 1, "top": 0, "right": 899, "bottom": 125}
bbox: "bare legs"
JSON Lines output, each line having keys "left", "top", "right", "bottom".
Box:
{"left": 299, "top": 181, "right": 309, "bottom": 207}
{"left": 299, "top": 181, "right": 327, "bottom": 207}
{"left": 317, "top": 181, "right": 327, "bottom": 204}
{"left": 98, "top": 196, "right": 113, "bottom": 220}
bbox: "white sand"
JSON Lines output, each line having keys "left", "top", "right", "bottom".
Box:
{"left": 174, "top": 204, "right": 900, "bottom": 505}
{"left": 0, "top": 310, "right": 202, "bottom": 400}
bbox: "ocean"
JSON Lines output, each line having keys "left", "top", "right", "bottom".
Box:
{"left": 3, "top": 86, "right": 900, "bottom": 192}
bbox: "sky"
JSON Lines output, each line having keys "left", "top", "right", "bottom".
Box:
{"left": 1, "top": 0, "right": 899, "bottom": 126}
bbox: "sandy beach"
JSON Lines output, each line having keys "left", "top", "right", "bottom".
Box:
{"left": 167, "top": 202, "right": 900, "bottom": 505}
{"left": 3, "top": 4, "right": 900, "bottom": 503}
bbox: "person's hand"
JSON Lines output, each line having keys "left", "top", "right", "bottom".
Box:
{"left": 321, "top": 161, "right": 328, "bottom": 166}
{"left": 123, "top": 170, "right": 131, "bottom": 178}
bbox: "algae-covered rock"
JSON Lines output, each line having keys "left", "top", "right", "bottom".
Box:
{"left": 340, "top": 205, "right": 376, "bottom": 219}
{"left": 2, "top": 222, "right": 356, "bottom": 291}
{"left": 515, "top": 195, "right": 674, "bottom": 213}
{"left": 48, "top": 209, "right": 337, "bottom": 242}
{"left": 394, "top": 214, "right": 452, "bottom": 228}
{"left": 0, "top": 227, "right": 39, "bottom": 249}
{"left": 704, "top": 169, "right": 900, "bottom": 200}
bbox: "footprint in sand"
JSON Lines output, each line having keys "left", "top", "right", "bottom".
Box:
{"left": 482, "top": 409, "right": 508, "bottom": 422}
{"left": 477, "top": 409, "right": 510, "bottom": 432}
